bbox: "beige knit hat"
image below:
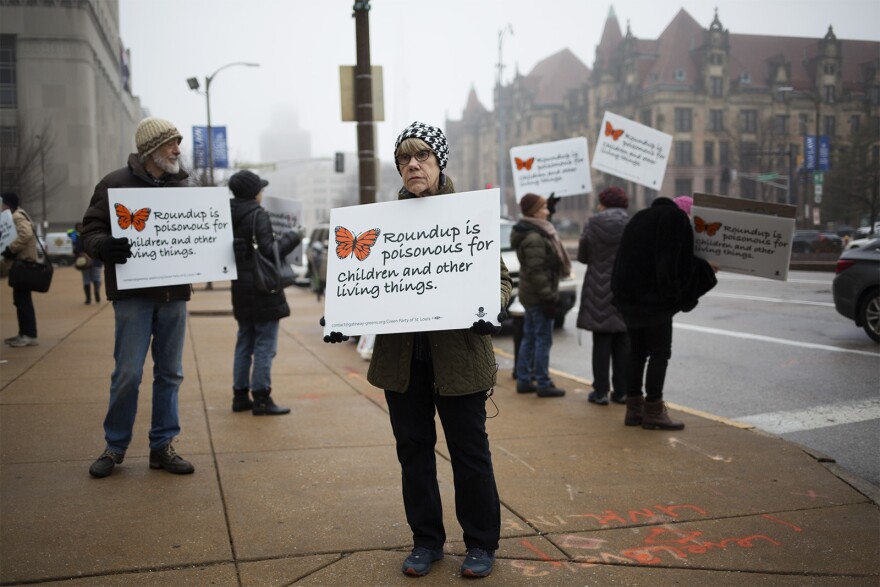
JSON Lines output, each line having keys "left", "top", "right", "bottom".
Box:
{"left": 135, "top": 117, "right": 182, "bottom": 159}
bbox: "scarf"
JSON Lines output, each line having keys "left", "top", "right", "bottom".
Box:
{"left": 521, "top": 216, "right": 572, "bottom": 276}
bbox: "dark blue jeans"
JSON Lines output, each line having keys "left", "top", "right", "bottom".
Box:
{"left": 233, "top": 319, "right": 280, "bottom": 391}
{"left": 384, "top": 358, "right": 500, "bottom": 551}
{"left": 516, "top": 305, "right": 554, "bottom": 388}
{"left": 625, "top": 319, "right": 673, "bottom": 402}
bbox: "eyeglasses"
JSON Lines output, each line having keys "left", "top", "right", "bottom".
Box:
{"left": 396, "top": 150, "right": 432, "bottom": 166}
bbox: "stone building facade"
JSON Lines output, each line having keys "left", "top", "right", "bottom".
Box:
{"left": 446, "top": 8, "right": 880, "bottom": 228}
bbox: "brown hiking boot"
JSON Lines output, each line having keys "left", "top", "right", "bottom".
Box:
{"left": 642, "top": 400, "right": 685, "bottom": 430}
{"left": 624, "top": 396, "right": 644, "bottom": 426}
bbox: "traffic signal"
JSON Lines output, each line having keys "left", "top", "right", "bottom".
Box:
{"left": 335, "top": 152, "right": 344, "bottom": 173}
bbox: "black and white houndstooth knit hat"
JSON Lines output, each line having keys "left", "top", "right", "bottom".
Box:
{"left": 394, "top": 121, "right": 449, "bottom": 171}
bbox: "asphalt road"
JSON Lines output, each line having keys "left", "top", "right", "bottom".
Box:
{"left": 494, "top": 267, "right": 880, "bottom": 487}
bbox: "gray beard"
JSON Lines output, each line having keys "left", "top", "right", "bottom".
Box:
{"left": 151, "top": 152, "right": 180, "bottom": 175}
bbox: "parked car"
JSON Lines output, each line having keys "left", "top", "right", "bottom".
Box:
{"left": 845, "top": 234, "right": 877, "bottom": 251}
{"left": 855, "top": 222, "right": 880, "bottom": 238}
{"left": 44, "top": 231, "right": 74, "bottom": 265}
{"left": 832, "top": 238, "right": 880, "bottom": 343}
{"left": 791, "top": 230, "right": 843, "bottom": 254}
{"left": 289, "top": 236, "right": 310, "bottom": 287}
{"left": 500, "top": 218, "right": 577, "bottom": 329}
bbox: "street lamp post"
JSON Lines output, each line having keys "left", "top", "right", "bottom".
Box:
{"left": 187, "top": 62, "right": 259, "bottom": 185}
{"left": 778, "top": 85, "right": 822, "bottom": 227}
{"left": 496, "top": 25, "right": 513, "bottom": 216}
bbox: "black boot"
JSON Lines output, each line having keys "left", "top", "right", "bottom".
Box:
{"left": 93, "top": 283, "right": 101, "bottom": 302}
{"left": 232, "top": 388, "right": 253, "bottom": 412}
{"left": 252, "top": 389, "right": 290, "bottom": 415}
{"left": 84, "top": 285, "right": 91, "bottom": 305}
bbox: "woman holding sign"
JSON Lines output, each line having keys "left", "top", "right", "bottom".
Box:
{"left": 228, "top": 170, "right": 301, "bottom": 416}
{"left": 355, "top": 121, "right": 511, "bottom": 578}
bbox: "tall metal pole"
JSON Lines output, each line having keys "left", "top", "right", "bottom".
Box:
{"left": 205, "top": 78, "right": 214, "bottom": 185}
{"left": 496, "top": 25, "right": 512, "bottom": 216}
{"left": 353, "top": 1, "right": 376, "bottom": 205}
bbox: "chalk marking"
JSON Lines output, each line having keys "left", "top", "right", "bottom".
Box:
{"left": 668, "top": 437, "right": 733, "bottom": 463}
{"left": 496, "top": 445, "right": 536, "bottom": 472}
{"left": 761, "top": 514, "right": 803, "bottom": 532}
{"left": 735, "top": 397, "right": 880, "bottom": 434}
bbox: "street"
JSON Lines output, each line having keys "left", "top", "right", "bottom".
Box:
{"left": 494, "top": 266, "right": 880, "bottom": 487}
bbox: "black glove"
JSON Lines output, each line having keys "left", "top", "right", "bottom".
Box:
{"left": 320, "top": 316, "right": 349, "bottom": 344}
{"left": 100, "top": 237, "right": 132, "bottom": 264}
{"left": 541, "top": 302, "right": 556, "bottom": 319}
{"left": 469, "top": 311, "right": 507, "bottom": 336}
{"left": 1, "top": 247, "right": 13, "bottom": 260}
{"left": 546, "top": 192, "right": 559, "bottom": 215}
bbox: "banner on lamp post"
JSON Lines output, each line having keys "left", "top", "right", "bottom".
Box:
{"left": 192, "top": 126, "right": 229, "bottom": 169}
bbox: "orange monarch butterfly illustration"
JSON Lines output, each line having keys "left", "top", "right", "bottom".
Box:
{"left": 694, "top": 216, "right": 723, "bottom": 237}
{"left": 514, "top": 156, "right": 535, "bottom": 171}
{"left": 605, "top": 121, "right": 624, "bottom": 141}
{"left": 114, "top": 203, "right": 151, "bottom": 232}
{"left": 335, "top": 226, "right": 380, "bottom": 261}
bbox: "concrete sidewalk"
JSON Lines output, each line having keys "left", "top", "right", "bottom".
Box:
{"left": 1, "top": 268, "right": 878, "bottom": 586}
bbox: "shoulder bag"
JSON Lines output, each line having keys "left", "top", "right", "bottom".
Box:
{"left": 251, "top": 211, "right": 295, "bottom": 294}
{"left": 8, "top": 225, "right": 53, "bottom": 293}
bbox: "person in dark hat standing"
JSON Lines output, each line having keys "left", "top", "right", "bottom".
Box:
{"left": 327, "top": 121, "right": 511, "bottom": 578}
{"left": 577, "top": 187, "right": 631, "bottom": 406}
{"left": 227, "top": 170, "right": 300, "bottom": 416}
{"left": 2, "top": 192, "right": 40, "bottom": 347}
{"left": 511, "top": 192, "right": 571, "bottom": 398}
{"left": 82, "top": 117, "right": 195, "bottom": 478}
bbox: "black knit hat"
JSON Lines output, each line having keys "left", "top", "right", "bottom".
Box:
{"left": 228, "top": 170, "right": 268, "bottom": 200}
{"left": 1, "top": 192, "right": 19, "bottom": 210}
{"left": 394, "top": 121, "right": 449, "bottom": 171}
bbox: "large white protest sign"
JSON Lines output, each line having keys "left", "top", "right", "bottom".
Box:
{"left": 261, "top": 195, "right": 304, "bottom": 266}
{"left": 692, "top": 193, "right": 796, "bottom": 281}
{"left": 591, "top": 111, "right": 672, "bottom": 190}
{"left": 108, "top": 187, "right": 237, "bottom": 289}
{"left": 510, "top": 137, "right": 592, "bottom": 200}
{"left": 323, "top": 189, "right": 501, "bottom": 337}
{"left": 0, "top": 209, "right": 16, "bottom": 251}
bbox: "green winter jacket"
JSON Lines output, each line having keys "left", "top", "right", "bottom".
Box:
{"left": 510, "top": 220, "right": 560, "bottom": 307}
{"left": 366, "top": 177, "right": 513, "bottom": 396}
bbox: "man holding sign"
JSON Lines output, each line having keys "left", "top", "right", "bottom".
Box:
{"left": 82, "top": 117, "right": 195, "bottom": 478}
{"left": 327, "top": 122, "right": 511, "bottom": 578}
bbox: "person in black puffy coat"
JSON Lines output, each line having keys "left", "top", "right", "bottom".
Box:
{"left": 228, "top": 170, "right": 301, "bottom": 416}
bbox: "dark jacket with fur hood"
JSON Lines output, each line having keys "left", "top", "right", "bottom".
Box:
{"left": 230, "top": 199, "right": 301, "bottom": 322}
{"left": 611, "top": 197, "right": 717, "bottom": 328}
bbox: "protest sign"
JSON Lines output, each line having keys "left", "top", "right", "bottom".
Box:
{"left": 108, "top": 187, "right": 237, "bottom": 289}
{"left": 0, "top": 209, "right": 16, "bottom": 251}
{"left": 323, "top": 189, "right": 501, "bottom": 337}
{"left": 591, "top": 111, "right": 672, "bottom": 190}
{"left": 692, "top": 193, "right": 796, "bottom": 281}
{"left": 509, "top": 137, "right": 592, "bottom": 200}
{"left": 261, "top": 195, "right": 304, "bottom": 266}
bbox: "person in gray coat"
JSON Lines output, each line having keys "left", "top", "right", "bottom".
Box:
{"left": 576, "top": 187, "right": 630, "bottom": 405}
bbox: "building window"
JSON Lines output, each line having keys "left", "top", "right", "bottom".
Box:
{"left": 850, "top": 115, "right": 860, "bottom": 132}
{"left": 675, "top": 142, "right": 693, "bottom": 165}
{"left": 674, "top": 178, "right": 693, "bottom": 195}
{"left": 741, "top": 109, "right": 758, "bottom": 133}
{"left": 798, "top": 113, "right": 809, "bottom": 135}
{"left": 720, "top": 141, "right": 730, "bottom": 166}
{"left": 824, "top": 115, "right": 836, "bottom": 137}
{"left": 0, "top": 35, "right": 16, "bottom": 109}
{"left": 823, "top": 63, "right": 835, "bottom": 74}
{"left": 824, "top": 85, "right": 836, "bottom": 104}
{"left": 871, "top": 86, "right": 880, "bottom": 106}
{"left": 709, "top": 53, "right": 723, "bottom": 66}
{"left": 740, "top": 72, "right": 751, "bottom": 84}
{"left": 641, "top": 109, "right": 652, "bottom": 126}
{"left": 710, "top": 76, "right": 723, "bottom": 97}
{"left": 674, "top": 69, "right": 686, "bottom": 81}
{"left": 704, "top": 178, "right": 715, "bottom": 193}
{"left": 674, "top": 108, "right": 692, "bottom": 132}
{"left": 709, "top": 109, "right": 724, "bottom": 131}
{"left": 774, "top": 114, "right": 788, "bottom": 135}
{"left": 704, "top": 141, "right": 715, "bottom": 165}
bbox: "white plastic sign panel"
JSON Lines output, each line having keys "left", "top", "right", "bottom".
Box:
{"left": 108, "top": 187, "right": 237, "bottom": 289}
{"left": 509, "top": 137, "right": 592, "bottom": 200}
{"left": 261, "top": 195, "right": 304, "bottom": 266}
{"left": 692, "top": 193, "right": 796, "bottom": 281}
{"left": 591, "top": 111, "right": 672, "bottom": 190}
{"left": 0, "top": 209, "right": 17, "bottom": 251}
{"left": 323, "top": 189, "right": 501, "bottom": 337}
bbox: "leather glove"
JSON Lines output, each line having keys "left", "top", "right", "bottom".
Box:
{"left": 546, "top": 192, "right": 559, "bottom": 215}
{"left": 541, "top": 302, "right": 556, "bottom": 319}
{"left": 320, "top": 316, "right": 349, "bottom": 344}
{"left": 1, "top": 247, "right": 13, "bottom": 260}
{"left": 100, "top": 237, "right": 132, "bottom": 264}
{"left": 469, "top": 311, "right": 507, "bottom": 336}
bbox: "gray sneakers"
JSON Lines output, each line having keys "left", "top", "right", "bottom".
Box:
{"left": 6, "top": 335, "right": 38, "bottom": 347}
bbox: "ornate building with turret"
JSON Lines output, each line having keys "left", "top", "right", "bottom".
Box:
{"left": 446, "top": 8, "right": 880, "bottom": 228}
